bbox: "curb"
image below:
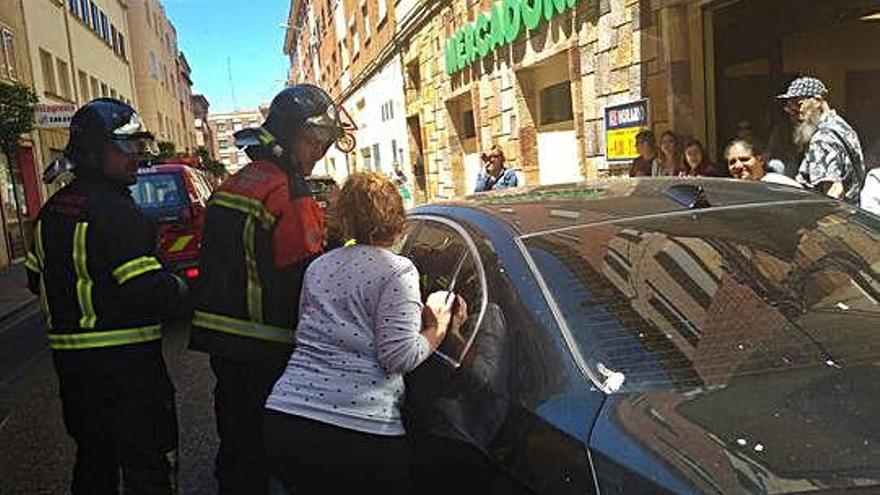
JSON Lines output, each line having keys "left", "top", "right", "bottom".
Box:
{"left": 0, "top": 297, "right": 39, "bottom": 331}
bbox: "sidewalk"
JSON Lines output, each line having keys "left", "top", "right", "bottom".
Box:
{"left": 0, "top": 263, "right": 38, "bottom": 326}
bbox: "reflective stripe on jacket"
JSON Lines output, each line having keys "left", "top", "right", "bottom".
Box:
{"left": 25, "top": 176, "right": 184, "bottom": 351}
{"left": 190, "top": 160, "right": 324, "bottom": 363}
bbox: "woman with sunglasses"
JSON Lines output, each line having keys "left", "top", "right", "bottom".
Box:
{"left": 725, "top": 137, "right": 802, "bottom": 188}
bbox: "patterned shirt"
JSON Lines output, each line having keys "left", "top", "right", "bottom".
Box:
{"left": 265, "top": 245, "right": 430, "bottom": 436}
{"left": 797, "top": 110, "right": 865, "bottom": 204}
{"left": 475, "top": 168, "right": 518, "bottom": 192}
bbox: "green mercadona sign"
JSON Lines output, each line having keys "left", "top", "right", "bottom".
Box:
{"left": 444, "top": 0, "right": 581, "bottom": 76}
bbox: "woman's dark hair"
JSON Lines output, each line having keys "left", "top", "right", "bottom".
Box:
{"left": 678, "top": 138, "right": 716, "bottom": 176}
{"left": 724, "top": 137, "right": 767, "bottom": 160}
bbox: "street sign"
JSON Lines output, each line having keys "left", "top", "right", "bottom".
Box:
{"left": 604, "top": 99, "right": 649, "bottom": 162}
{"left": 34, "top": 104, "right": 76, "bottom": 129}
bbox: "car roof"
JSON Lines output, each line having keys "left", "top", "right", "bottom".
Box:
{"left": 138, "top": 163, "right": 202, "bottom": 174}
{"left": 412, "top": 177, "right": 832, "bottom": 236}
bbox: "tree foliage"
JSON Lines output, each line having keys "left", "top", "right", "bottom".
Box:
{"left": 157, "top": 141, "right": 177, "bottom": 159}
{"left": 196, "top": 147, "right": 228, "bottom": 182}
{"left": 0, "top": 81, "right": 38, "bottom": 163}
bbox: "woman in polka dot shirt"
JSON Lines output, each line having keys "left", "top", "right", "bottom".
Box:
{"left": 263, "top": 172, "right": 464, "bottom": 494}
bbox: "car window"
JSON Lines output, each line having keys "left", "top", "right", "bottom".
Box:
{"left": 523, "top": 203, "right": 880, "bottom": 393}
{"left": 130, "top": 173, "right": 185, "bottom": 209}
{"left": 407, "top": 218, "right": 487, "bottom": 367}
{"left": 187, "top": 169, "right": 213, "bottom": 204}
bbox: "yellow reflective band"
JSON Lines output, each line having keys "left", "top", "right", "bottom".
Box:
{"left": 192, "top": 311, "right": 293, "bottom": 345}
{"left": 25, "top": 251, "right": 41, "bottom": 272}
{"left": 73, "top": 222, "right": 96, "bottom": 329}
{"left": 48, "top": 324, "right": 162, "bottom": 350}
{"left": 34, "top": 221, "right": 52, "bottom": 329}
{"left": 243, "top": 216, "right": 263, "bottom": 323}
{"left": 211, "top": 192, "right": 275, "bottom": 229}
{"left": 343, "top": 239, "right": 357, "bottom": 247}
{"left": 167, "top": 235, "right": 194, "bottom": 253}
{"left": 112, "top": 256, "right": 163, "bottom": 285}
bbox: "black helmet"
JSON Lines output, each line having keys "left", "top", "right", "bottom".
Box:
{"left": 260, "top": 84, "right": 346, "bottom": 155}
{"left": 45, "top": 98, "right": 157, "bottom": 183}
{"left": 65, "top": 98, "right": 157, "bottom": 161}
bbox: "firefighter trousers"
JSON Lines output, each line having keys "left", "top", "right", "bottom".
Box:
{"left": 54, "top": 350, "right": 179, "bottom": 495}
{"left": 210, "top": 355, "right": 287, "bottom": 495}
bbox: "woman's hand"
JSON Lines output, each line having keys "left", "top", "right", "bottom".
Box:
{"left": 421, "top": 291, "right": 455, "bottom": 350}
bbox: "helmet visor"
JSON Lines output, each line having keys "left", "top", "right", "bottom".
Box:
{"left": 112, "top": 135, "right": 159, "bottom": 157}
{"left": 303, "top": 104, "right": 345, "bottom": 149}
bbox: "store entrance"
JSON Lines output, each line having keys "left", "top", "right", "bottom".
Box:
{"left": 709, "top": 0, "right": 880, "bottom": 172}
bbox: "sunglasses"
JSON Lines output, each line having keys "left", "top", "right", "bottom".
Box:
{"left": 728, "top": 156, "right": 754, "bottom": 166}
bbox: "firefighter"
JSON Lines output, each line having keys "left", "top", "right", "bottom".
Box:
{"left": 24, "top": 98, "right": 188, "bottom": 495}
{"left": 189, "top": 84, "right": 347, "bottom": 494}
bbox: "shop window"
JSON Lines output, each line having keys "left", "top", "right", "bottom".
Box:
{"left": 39, "top": 50, "right": 56, "bottom": 95}
{"left": 462, "top": 109, "right": 476, "bottom": 139}
{"left": 539, "top": 82, "right": 573, "bottom": 125}
{"left": 1, "top": 28, "right": 16, "bottom": 81}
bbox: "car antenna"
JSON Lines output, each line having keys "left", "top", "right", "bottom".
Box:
{"left": 665, "top": 184, "right": 711, "bottom": 209}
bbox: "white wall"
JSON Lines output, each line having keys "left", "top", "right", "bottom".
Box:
{"left": 321, "top": 54, "right": 410, "bottom": 184}
{"left": 537, "top": 130, "right": 580, "bottom": 185}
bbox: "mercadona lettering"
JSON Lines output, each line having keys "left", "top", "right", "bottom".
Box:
{"left": 444, "top": 0, "right": 581, "bottom": 76}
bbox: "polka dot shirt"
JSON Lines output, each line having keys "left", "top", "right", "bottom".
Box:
{"left": 265, "top": 245, "right": 429, "bottom": 436}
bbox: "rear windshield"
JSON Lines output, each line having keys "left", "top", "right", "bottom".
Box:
{"left": 524, "top": 203, "right": 880, "bottom": 393}
{"left": 130, "top": 172, "right": 186, "bottom": 209}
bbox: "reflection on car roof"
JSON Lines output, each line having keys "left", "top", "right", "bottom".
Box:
{"left": 416, "top": 178, "right": 826, "bottom": 236}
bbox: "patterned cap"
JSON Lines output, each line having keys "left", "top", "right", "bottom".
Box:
{"left": 777, "top": 77, "right": 829, "bottom": 99}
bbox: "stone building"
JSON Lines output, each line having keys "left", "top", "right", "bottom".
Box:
{"left": 286, "top": 0, "right": 880, "bottom": 201}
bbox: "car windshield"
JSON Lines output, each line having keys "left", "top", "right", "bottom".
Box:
{"left": 130, "top": 172, "right": 186, "bottom": 210}
{"left": 524, "top": 202, "right": 880, "bottom": 393}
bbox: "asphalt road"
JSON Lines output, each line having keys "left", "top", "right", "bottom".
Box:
{"left": 0, "top": 316, "right": 219, "bottom": 494}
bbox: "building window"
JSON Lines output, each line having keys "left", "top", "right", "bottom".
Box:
{"left": 90, "top": 2, "right": 100, "bottom": 32}
{"left": 362, "top": 4, "right": 371, "bottom": 40}
{"left": 462, "top": 109, "right": 476, "bottom": 139}
{"left": 351, "top": 27, "right": 359, "bottom": 55}
{"left": 232, "top": 122, "right": 242, "bottom": 131}
{"left": 148, "top": 51, "right": 158, "bottom": 79}
{"left": 90, "top": 76, "right": 99, "bottom": 100}
{"left": 117, "top": 33, "right": 126, "bottom": 59}
{"left": 372, "top": 143, "right": 381, "bottom": 169}
{"left": 110, "top": 25, "right": 118, "bottom": 52}
{"left": 39, "top": 49, "right": 56, "bottom": 95}
{"left": 1, "top": 28, "right": 17, "bottom": 81}
{"left": 56, "top": 58, "right": 72, "bottom": 100}
{"left": 100, "top": 82, "right": 108, "bottom": 97}
{"left": 110, "top": 88, "right": 117, "bottom": 99}
{"left": 377, "top": 0, "right": 387, "bottom": 23}
{"left": 381, "top": 100, "right": 394, "bottom": 122}
{"left": 68, "top": 0, "right": 78, "bottom": 17}
{"left": 99, "top": 12, "right": 109, "bottom": 42}
{"left": 79, "top": 0, "right": 89, "bottom": 23}
{"left": 539, "top": 82, "right": 574, "bottom": 125}
{"left": 78, "top": 70, "right": 89, "bottom": 101}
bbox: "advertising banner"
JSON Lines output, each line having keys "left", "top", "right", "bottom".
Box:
{"left": 605, "top": 99, "right": 649, "bottom": 162}
{"left": 35, "top": 104, "right": 76, "bottom": 129}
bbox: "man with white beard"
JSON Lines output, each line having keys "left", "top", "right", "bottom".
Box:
{"left": 777, "top": 77, "right": 865, "bottom": 204}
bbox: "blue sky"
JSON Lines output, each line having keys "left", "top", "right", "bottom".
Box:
{"left": 164, "top": 0, "right": 290, "bottom": 114}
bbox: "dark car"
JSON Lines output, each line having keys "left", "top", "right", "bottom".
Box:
{"left": 399, "top": 178, "right": 880, "bottom": 495}
{"left": 129, "top": 162, "right": 214, "bottom": 281}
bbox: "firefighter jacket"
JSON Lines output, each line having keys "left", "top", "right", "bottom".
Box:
{"left": 189, "top": 160, "right": 324, "bottom": 365}
{"left": 25, "top": 176, "right": 185, "bottom": 359}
